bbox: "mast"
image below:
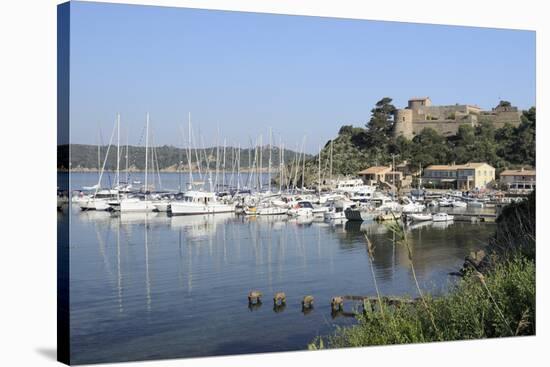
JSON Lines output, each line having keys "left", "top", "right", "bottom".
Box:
{"left": 259, "top": 135, "right": 263, "bottom": 191}
{"left": 301, "top": 136, "right": 306, "bottom": 190}
{"left": 279, "top": 139, "right": 283, "bottom": 193}
{"left": 145, "top": 112, "right": 149, "bottom": 194}
{"left": 222, "top": 139, "right": 226, "bottom": 191}
{"left": 318, "top": 144, "right": 321, "bottom": 197}
{"left": 97, "top": 128, "right": 101, "bottom": 183}
{"left": 268, "top": 128, "right": 272, "bottom": 193}
{"left": 237, "top": 143, "right": 241, "bottom": 192}
{"left": 188, "top": 112, "right": 192, "bottom": 189}
{"left": 116, "top": 113, "right": 120, "bottom": 197}
{"left": 215, "top": 125, "right": 220, "bottom": 192}
{"left": 125, "top": 128, "right": 129, "bottom": 185}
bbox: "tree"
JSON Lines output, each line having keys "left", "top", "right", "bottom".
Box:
{"left": 364, "top": 97, "right": 396, "bottom": 161}
{"left": 410, "top": 128, "right": 451, "bottom": 169}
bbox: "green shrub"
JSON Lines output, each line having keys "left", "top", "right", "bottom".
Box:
{"left": 311, "top": 256, "right": 535, "bottom": 349}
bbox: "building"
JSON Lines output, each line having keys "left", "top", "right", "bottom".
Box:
{"left": 499, "top": 168, "right": 536, "bottom": 191}
{"left": 423, "top": 162, "right": 495, "bottom": 190}
{"left": 358, "top": 166, "right": 392, "bottom": 185}
{"left": 393, "top": 97, "right": 522, "bottom": 140}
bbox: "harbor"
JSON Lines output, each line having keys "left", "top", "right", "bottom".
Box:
{"left": 55, "top": 108, "right": 535, "bottom": 363}
{"left": 59, "top": 170, "right": 501, "bottom": 364}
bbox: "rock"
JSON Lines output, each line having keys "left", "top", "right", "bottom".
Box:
{"left": 302, "top": 295, "right": 314, "bottom": 308}
{"left": 273, "top": 292, "right": 286, "bottom": 305}
{"left": 248, "top": 290, "right": 262, "bottom": 304}
{"left": 331, "top": 296, "right": 344, "bottom": 310}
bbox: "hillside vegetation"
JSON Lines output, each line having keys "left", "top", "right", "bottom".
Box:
{"left": 59, "top": 144, "right": 309, "bottom": 172}
{"left": 300, "top": 98, "right": 535, "bottom": 184}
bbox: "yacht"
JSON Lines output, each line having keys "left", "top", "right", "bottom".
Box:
{"left": 344, "top": 204, "right": 378, "bottom": 222}
{"left": 451, "top": 200, "right": 467, "bottom": 208}
{"left": 170, "top": 191, "right": 234, "bottom": 215}
{"left": 432, "top": 212, "right": 454, "bottom": 222}
{"left": 287, "top": 201, "right": 314, "bottom": 217}
{"left": 409, "top": 213, "right": 432, "bottom": 222}
{"left": 401, "top": 197, "right": 425, "bottom": 213}
{"left": 334, "top": 179, "right": 375, "bottom": 195}
{"left": 324, "top": 200, "right": 355, "bottom": 220}
{"left": 110, "top": 194, "right": 157, "bottom": 212}
{"left": 79, "top": 189, "right": 118, "bottom": 211}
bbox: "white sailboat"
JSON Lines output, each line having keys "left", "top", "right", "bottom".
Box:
{"left": 110, "top": 113, "right": 155, "bottom": 212}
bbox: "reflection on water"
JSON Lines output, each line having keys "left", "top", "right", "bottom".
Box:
{"left": 64, "top": 173, "right": 496, "bottom": 364}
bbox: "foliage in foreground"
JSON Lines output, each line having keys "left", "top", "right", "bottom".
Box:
{"left": 309, "top": 257, "right": 535, "bottom": 349}
{"left": 309, "top": 192, "right": 536, "bottom": 349}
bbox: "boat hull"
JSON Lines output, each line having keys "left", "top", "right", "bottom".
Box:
{"left": 170, "top": 202, "right": 235, "bottom": 215}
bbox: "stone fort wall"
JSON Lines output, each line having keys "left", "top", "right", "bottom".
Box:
{"left": 393, "top": 97, "right": 522, "bottom": 139}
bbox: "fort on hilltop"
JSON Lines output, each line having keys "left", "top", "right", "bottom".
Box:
{"left": 393, "top": 97, "right": 522, "bottom": 139}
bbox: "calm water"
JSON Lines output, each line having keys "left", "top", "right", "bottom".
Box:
{"left": 60, "top": 173, "right": 496, "bottom": 364}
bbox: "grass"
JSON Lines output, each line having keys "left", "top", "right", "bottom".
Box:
{"left": 309, "top": 191, "right": 536, "bottom": 350}
{"left": 309, "top": 256, "right": 535, "bottom": 349}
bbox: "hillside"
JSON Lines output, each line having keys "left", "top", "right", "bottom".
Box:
{"left": 58, "top": 144, "right": 311, "bottom": 172}
{"left": 297, "top": 98, "right": 535, "bottom": 186}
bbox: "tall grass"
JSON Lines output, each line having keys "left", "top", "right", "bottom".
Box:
{"left": 310, "top": 257, "right": 534, "bottom": 349}
{"left": 309, "top": 192, "right": 536, "bottom": 349}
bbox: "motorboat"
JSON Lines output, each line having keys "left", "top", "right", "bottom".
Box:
{"left": 79, "top": 189, "right": 119, "bottom": 211}
{"left": 111, "top": 195, "right": 157, "bottom": 212}
{"left": 438, "top": 198, "right": 453, "bottom": 207}
{"left": 344, "top": 206, "right": 378, "bottom": 222}
{"left": 409, "top": 213, "right": 432, "bottom": 222}
{"left": 257, "top": 206, "right": 288, "bottom": 215}
{"left": 324, "top": 200, "right": 355, "bottom": 220}
{"left": 333, "top": 179, "right": 375, "bottom": 195}
{"left": 451, "top": 200, "right": 467, "bottom": 208}
{"left": 432, "top": 212, "right": 454, "bottom": 222}
{"left": 170, "top": 191, "right": 234, "bottom": 215}
{"left": 402, "top": 201, "right": 425, "bottom": 213}
{"left": 312, "top": 205, "right": 330, "bottom": 217}
{"left": 287, "top": 201, "right": 314, "bottom": 217}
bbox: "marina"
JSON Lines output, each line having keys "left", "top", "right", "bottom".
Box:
{"left": 60, "top": 171, "right": 499, "bottom": 364}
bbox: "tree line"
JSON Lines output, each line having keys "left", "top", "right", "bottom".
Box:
{"left": 59, "top": 144, "right": 310, "bottom": 171}
{"left": 314, "top": 97, "right": 535, "bottom": 177}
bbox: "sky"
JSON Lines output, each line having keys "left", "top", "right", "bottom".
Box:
{"left": 68, "top": 1, "right": 536, "bottom": 153}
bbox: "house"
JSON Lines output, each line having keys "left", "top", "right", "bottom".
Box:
{"left": 357, "top": 166, "right": 392, "bottom": 185}
{"left": 499, "top": 168, "right": 536, "bottom": 191}
{"left": 423, "top": 162, "right": 495, "bottom": 190}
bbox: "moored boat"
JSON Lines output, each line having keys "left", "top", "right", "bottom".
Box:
{"left": 432, "top": 212, "right": 454, "bottom": 222}
{"left": 410, "top": 213, "right": 432, "bottom": 222}
{"left": 170, "top": 191, "right": 234, "bottom": 215}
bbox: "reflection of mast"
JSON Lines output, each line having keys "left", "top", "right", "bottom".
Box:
{"left": 116, "top": 214, "right": 123, "bottom": 313}
{"left": 144, "top": 214, "right": 151, "bottom": 311}
{"left": 187, "top": 236, "right": 193, "bottom": 293}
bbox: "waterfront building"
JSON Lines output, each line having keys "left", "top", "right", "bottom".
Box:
{"left": 393, "top": 97, "right": 522, "bottom": 140}
{"left": 358, "top": 166, "right": 392, "bottom": 185}
{"left": 499, "top": 168, "right": 536, "bottom": 191}
{"left": 423, "top": 162, "right": 495, "bottom": 190}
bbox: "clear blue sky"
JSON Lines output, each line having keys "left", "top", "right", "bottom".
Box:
{"left": 68, "top": 1, "right": 535, "bottom": 153}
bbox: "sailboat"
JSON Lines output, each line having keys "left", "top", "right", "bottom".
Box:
{"left": 169, "top": 113, "right": 235, "bottom": 215}
{"left": 80, "top": 117, "right": 121, "bottom": 211}
{"left": 109, "top": 113, "right": 156, "bottom": 212}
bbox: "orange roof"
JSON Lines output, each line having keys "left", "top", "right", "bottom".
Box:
{"left": 358, "top": 166, "right": 392, "bottom": 175}
{"left": 500, "top": 169, "right": 536, "bottom": 176}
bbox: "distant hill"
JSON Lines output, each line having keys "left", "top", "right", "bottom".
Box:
{"left": 58, "top": 144, "right": 311, "bottom": 172}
